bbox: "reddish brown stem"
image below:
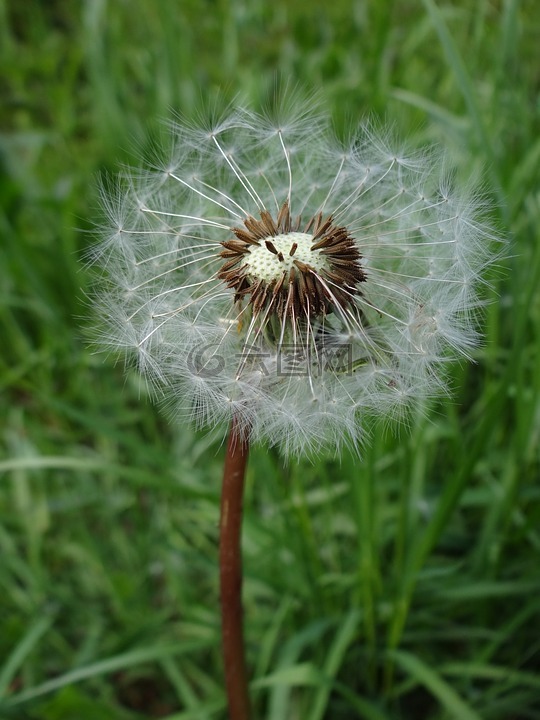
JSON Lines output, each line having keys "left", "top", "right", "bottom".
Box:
{"left": 220, "top": 416, "right": 251, "bottom": 720}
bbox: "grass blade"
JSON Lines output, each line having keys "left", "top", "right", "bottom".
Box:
{"left": 389, "top": 649, "right": 482, "bottom": 720}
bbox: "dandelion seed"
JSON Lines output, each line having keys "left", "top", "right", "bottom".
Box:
{"left": 90, "top": 100, "right": 498, "bottom": 457}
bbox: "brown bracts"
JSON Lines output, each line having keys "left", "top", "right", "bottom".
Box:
{"left": 218, "top": 201, "right": 366, "bottom": 321}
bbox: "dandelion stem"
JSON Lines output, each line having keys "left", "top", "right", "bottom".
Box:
{"left": 220, "top": 416, "right": 252, "bottom": 720}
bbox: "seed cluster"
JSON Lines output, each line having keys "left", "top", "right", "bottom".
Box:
{"left": 218, "top": 201, "right": 366, "bottom": 319}
{"left": 92, "top": 101, "right": 497, "bottom": 456}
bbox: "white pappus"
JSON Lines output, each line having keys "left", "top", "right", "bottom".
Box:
{"left": 89, "top": 98, "right": 498, "bottom": 457}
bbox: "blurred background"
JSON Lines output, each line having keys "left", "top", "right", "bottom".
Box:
{"left": 1, "top": 1, "right": 539, "bottom": 718}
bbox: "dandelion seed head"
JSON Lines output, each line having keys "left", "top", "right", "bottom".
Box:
{"left": 90, "top": 99, "right": 500, "bottom": 457}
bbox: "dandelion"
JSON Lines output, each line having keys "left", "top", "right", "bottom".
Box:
{"left": 89, "top": 97, "right": 498, "bottom": 720}
{"left": 92, "top": 102, "right": 494, "bottom": 457}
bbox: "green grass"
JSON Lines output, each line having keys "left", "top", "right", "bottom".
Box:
{"left": 1, "top": 0, "right": 539, "bottom": 717}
